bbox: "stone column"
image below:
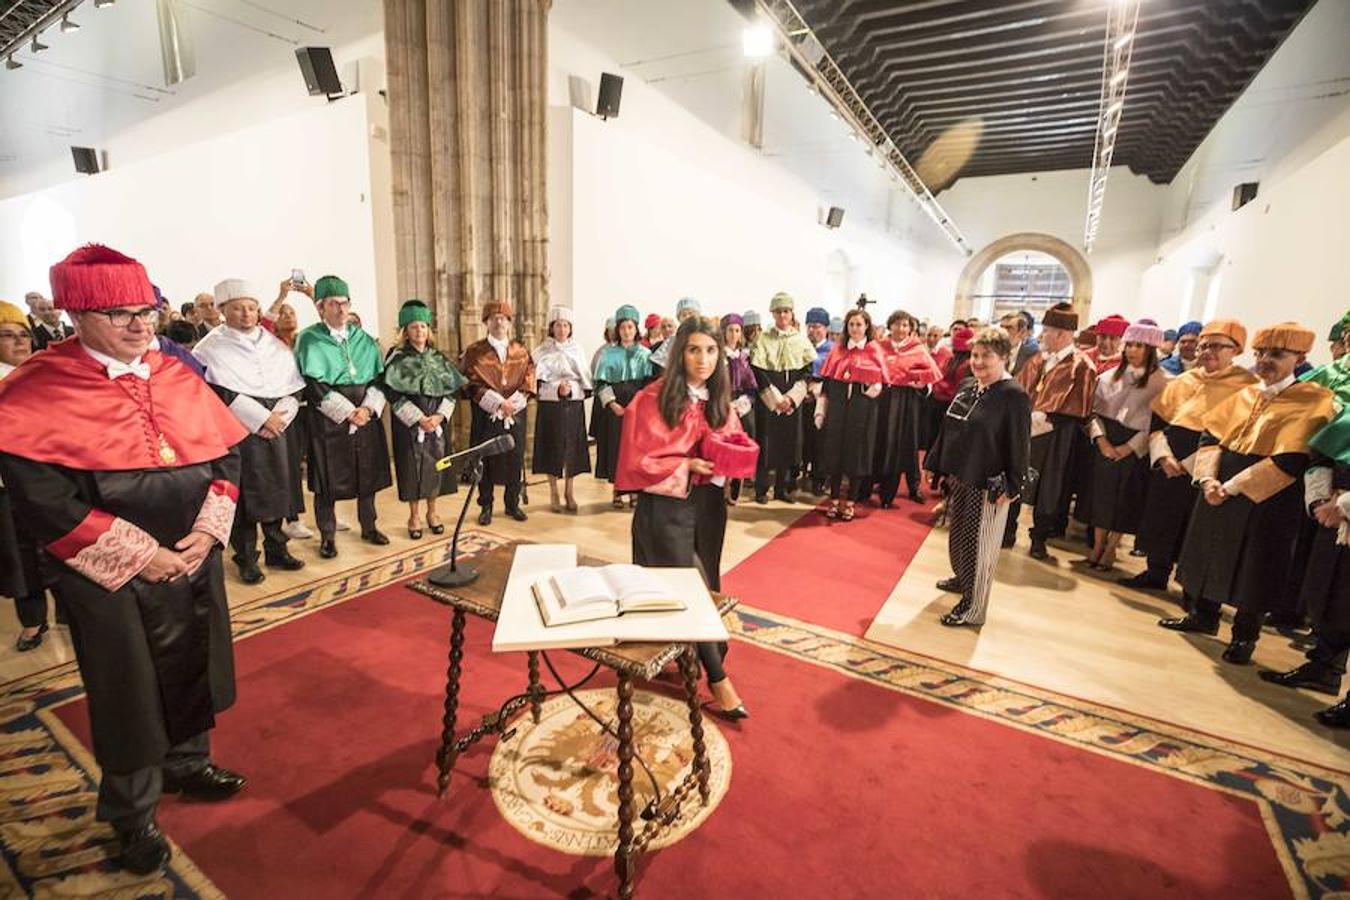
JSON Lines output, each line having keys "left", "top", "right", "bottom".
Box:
{"left": 384, "top": 0, "right": 552, "bottom": 361}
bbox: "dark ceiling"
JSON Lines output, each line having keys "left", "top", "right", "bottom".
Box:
{"left": 790, "top": 0, "right": 1317, "bottom": 188}
{"left": 0, "top": 2, "right": 65, "bottom": 59}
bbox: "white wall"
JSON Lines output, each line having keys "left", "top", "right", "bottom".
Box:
{"left": 0, "top": 94, "right": 388, "bottom": 334}
{"left": 546, "top": 22, "right": 949, "bottom": 350}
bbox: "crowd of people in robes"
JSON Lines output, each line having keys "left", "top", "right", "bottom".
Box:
{"left": 1, "top": 240, "right": 1348, "bottom": 877}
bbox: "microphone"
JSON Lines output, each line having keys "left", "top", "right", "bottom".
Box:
{"left": 435, "top": 434, "right": 516, "bottom": 471}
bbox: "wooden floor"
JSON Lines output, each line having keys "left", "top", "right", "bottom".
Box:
{"left": 4, "top": 473, "right": 1348, "bottom": 772}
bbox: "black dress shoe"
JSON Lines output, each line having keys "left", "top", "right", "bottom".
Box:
{"left": 1259, "top": 663, "right": 1342, "bottom": 696}
{"left": 1119, "top": 571, "right": 1168, "bottom": 590}
{"left": 116, "top": 820, "right": 171, "bottom": 875}
{"left": 15, "top": 623, "right": 48, "bottom": 653}
{"left": 361, "top": 529, "right": 390, "bottom": 546}
{"left": 319, "top": 539, "right": 338, "bottom": 559}
{"left": 936, "top": 576, "right": 962, "bottom": 593}
{"left": 754, "top": 494, "right": 768, "bottom": 505}
{"left": 264, "top": 551, "right": 306, "bottom": 571}
{"left": 880, "top": 500, "right": 894, "bottom": 510}
{"left": 1314, "top": 696, "right": 1350, "bottom": 729}
{"left": 237, "top": 560, "right": 265, "bottom": 585}
{"left": 1221, "top": 640, "right": 1256, "bottom": 665}
{"left": 908, "top": 489, "right": 926, "bottom": 504}
{"left": 774, "top": 491, "right": 794, "bottom": 504}
{"left": 477, "top": 508, "right": 493, "bottom": 526}
{"left": 1029, "top": 539, "right": 1049, "bottom": 561}
{"left": 1157, "top": 614, "right": 1219, "bottom": 635}
{"left": 506, "top": 507, "right": 528, "bottom": 522}
{"left": 428, "top": 522, "right": 446, "bottom": 536}
{"left": 162, "top": 763, "right": 247, "bottom": 801}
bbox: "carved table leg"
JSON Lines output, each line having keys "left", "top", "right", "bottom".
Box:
{"left": 527, "top": 651, "right": 543, "bottom": 724}
{"left": 614, "top": 673, "right": 636, "bottom": 899}
{"left": 436, "top": 609, "right": 467, "bottom": 798}
{"left": 678, "top": 644, "right": 711, "bottom": 805}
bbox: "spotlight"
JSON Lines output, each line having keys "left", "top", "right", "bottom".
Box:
{"left": 31, "top": 34, "right": 48, "bottom": 53}
{"left": 94, "top": 0, "right": 116, "bottom": 7}
{"left": 1113, "top": 32, "right": 1134, "bottom": 51}
{"left": 5, "top": 55, "right": 21, "bottom": 70}
{"left": 742, "top": 24, "right": 773, "bottom": 58}
{"left": 60, "top": 14, "right": 80, "bottom": 32}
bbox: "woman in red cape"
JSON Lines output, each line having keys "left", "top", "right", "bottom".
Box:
{"left": 615, "top": 317, "right": 758, "bottom": 720}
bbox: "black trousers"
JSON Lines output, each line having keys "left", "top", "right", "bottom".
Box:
{"left": 99, "top": 730, "right": 209, "bottom": 829}
{"left": 830, "top": 474, "right": 870, "bottom": 502}
{"left": 754, "top": 468, "right": 793, "bottom": 498}
{"left": 1185, "top": 593, "right": 1270, "bottom": 643}
{"left": 479, "top": 478, "right": 522, "bottom": 513}
{"left": 230, "top": 519, "right": 288, "bottom": 564}
{"left": 633, "top": 485, "right": 730, "bottom": 684}
{"left": 1306, "top": 628, "right": 1350, "bottom": 675}
{"left": 877, "top": 468, "right": 921, "bottom": 505}
{"left": 314, "top": 493, "right": 377, "bottom": 540}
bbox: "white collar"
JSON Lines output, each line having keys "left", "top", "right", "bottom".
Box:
{"left": 1043, "top": 344, "right": 1074, "bottom": 369}
{"left": 225, "top": 325, "right": 264, "bottom": 346}
{"left": 327, "top": 324, "right": 349, "bottom": 342}
{"left": 815, "top": 338, "right": 830, "bottom": 350}
{"left": 687, "top": 382, "right": 709, "bottom": 402}
{"left": 487, "top": 333, "right": 510, "bottom": 360}
{"left": 1260, "top": 373, "right": 1296, "bottom": 398}
{"left": 0, "top": 361, "right": 14, "bottom": 379}
{"left": 81, "top": 342, "right": 148, "bottom": 379}
{"left": 847, "top": 338, "right": 867, "bottom": 350}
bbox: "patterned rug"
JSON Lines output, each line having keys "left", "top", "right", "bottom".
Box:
{"left": 0, "top": 531, "right": 1346, "bottom": 898}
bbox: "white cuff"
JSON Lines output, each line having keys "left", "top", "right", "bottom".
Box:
{"left": 538, "top": 382, "right": 561, "bottom": 402}
{"left": 597, "top": 386, "right": 617, "bottom": 407}
{"left": 478, "top": 389, "right": 506, "bottom": 415}
{"left": 1305, "top": 466, "right": 1333, "bottom": 508}
{"left": 759, "top": 384, "right": 785, "bottom": 410}
{"left": 228, "top": 394, "right": 273, "bottom": 434}
{"left": 436, "top": 397, "right": 456, "bottom": 419}
{"left": 274, "top": 395, "right": 300, "bottom": 427}
{"left": 785, "top": 381, "right": 809, "bottom": 407}
{"left": 394, "top": 399, "right": 424, "bottom": 428}
{"left": 319, "top": 390, "right": 357, "bottom": 424}
{"left": 1127, "top": 430, "right": 1149, "bottom": 457}
{"left": 1337, "top": 492, "right": 1350, "bottom": 519}
{"left": 362, "top": 385, "right": 386, "bottom": 418}
{"left": 507, "top": 391, "right": 527, "bottom": 410}
{"left": 1087, "top": 417, "right": 1105, "bottom": 441}
{"left": 1148, "top": 430, "right": 1174, "bottom": 465}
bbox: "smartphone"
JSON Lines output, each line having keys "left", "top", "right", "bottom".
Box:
{"left": 291, "top": 268, "right": 306, "bottom": 287}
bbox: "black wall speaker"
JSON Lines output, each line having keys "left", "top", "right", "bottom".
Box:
{"left": 597, "top": 73, "right": 623, "bottom": 119}
{"left": 1232, "top": 182, "right": 1259, "bottom": 211}
{"left": 296, "top": 47, "right": 342, "bottom": 97}
{"left": 71, "top": 147, "right": 100, "bottom": 175}
{"left": 825, "top": 206, "right": 845, "bottom": 228}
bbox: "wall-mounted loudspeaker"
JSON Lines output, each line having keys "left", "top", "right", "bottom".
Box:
{"left": 296, "top": 47, "right": 343, "bottom": 97}
{"left": 1232, "top": 182, "right": 1259, "bottom": 211}
{"left": 597, "top": 73, "right": 623, "bottom": 120}
{"left": 825, "top": 206, "right": 845, "bottom": 228}
{"left": 71, "top": 147, "right": 100, "bottom": 175}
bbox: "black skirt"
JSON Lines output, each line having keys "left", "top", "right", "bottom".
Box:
{"left": 874, "top": 385, "right": 925, "bottom": 477}
{"left": 1177, "top": 448, "right": 1304, "bottom": 610}
{"left": 593, "top": 380, "right": 644, "bottom": 483}
{"left": 631, "top": 484, "right": 727, "bottom": 592}
{"left": 532, "top": 398, "right": 591, "bottom": 477}
{"left": 391, "top": 394, "right": 458, "bottom": 502}
{"left": 1077, "top": 419, "right": 1148, "bottom": 534}
{"left": 818, "top": 380, "right": 879, "bottom": 478}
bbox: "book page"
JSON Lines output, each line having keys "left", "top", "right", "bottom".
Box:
{"left": 549, "top": 568, "right": 616, "bottom": 609}
{"left": 601, "top": 565, "right": 680, "bottom": 607}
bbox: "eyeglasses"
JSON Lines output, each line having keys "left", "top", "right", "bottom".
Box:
{"left": 1196, "top": 341, "right": 1236, "bottom": 352}
{"left": 1253, "top": 347, "right": 1292, "bottom": 360}
{"left": 0, "top": 329, "right": 32, "bottom": 342}
{"left": 94, "top": 308, "right": 158, "bottom": 328}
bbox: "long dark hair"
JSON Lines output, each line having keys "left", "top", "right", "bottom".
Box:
{"left": 657, "top": 316, "right": 729, "bottom": 429}
{"left": 1113, "top": 342, "right": 1160, "bottom": 386}
{"left": 843, "top": 308, "right": 874, "bottom": 343}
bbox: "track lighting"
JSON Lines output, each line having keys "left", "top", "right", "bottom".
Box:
{"left": 31, "top": 34, "right": 48, "bottom": 53}
{"left": 5, "top": 55, "right": 21, "bottom": 70}
{"left": 95, "top": 0, "right": 117, "bottom": 7}
{"left": 61, "top": 14, "right": 80, "bottom": 32}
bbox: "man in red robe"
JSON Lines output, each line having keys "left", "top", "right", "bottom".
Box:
{"left": 0, "top": 245, "right": 250, "bottom": 876}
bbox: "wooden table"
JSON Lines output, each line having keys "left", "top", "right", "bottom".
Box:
{"left": 407, "top": 542, "right": 738, "bottom": 899}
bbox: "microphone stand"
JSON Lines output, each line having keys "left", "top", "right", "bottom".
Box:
{"left": 427, "top": 457, "right": 485, "bottom": 587}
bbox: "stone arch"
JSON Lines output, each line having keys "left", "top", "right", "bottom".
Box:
{"left": 953, "top": 232, "right": 1092, "bottom": 321}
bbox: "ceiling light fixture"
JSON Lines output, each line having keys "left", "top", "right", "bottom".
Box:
{"left": 95, "top": 0, "right": 117, "bottom": 7}
{"left": 5, "top": 55, "right": 21, "bottom": 70}
{"left": 31, "top": 34, "right": 48, "bottom": 53}
{"left": 60, "top": 14, "right": 80, "bottom": 32}
{"left": 1084, "top": 0, "right": 1142, "bottom": 253}
{"left": 742, "top": 24, "right": 773, "bottom": 59}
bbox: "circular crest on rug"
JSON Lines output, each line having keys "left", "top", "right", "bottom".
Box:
{"left": 488, "top": 688, "right": 732, "bottom": 856}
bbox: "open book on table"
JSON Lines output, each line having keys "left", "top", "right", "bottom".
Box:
{"left": 533, "top": 565, "right": 686, "bottom": 626}
{"left": 492, "top": 544, "right": 729, "bottom": 652}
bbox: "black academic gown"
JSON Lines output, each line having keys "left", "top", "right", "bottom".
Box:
{"left": 1302, "top": 462, "right": 1350, "bottom": 633}
{"left": 874, "top": 385, "right": 927, "bottom": 478}
{"left": 304, "top": 380, "right": 392, "bottom": 500}
{"left": 818, "top": 379, "right": 880, "bottom": 478}
{"left": 208, "top": 386, "right": 302, "bottom": 523}
{"left": 752, "top": 364, "right": 810, "bottom": 474}
{"left": 593, "top": 380, "right": 648, "bottom": 483}
{"left": 0, "top": 452, "right": 240, "bottom": 774}
{"left": 1135, "top": 414, "right": 1203, "bottom": 565}
{"left": 387, "top": 391, "right": 458, "bottom": 502}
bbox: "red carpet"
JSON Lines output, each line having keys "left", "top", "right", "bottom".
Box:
{"left": 56, "top": 575, "right": 1291, "bottom": 899}
{"left": 724, "top": 501, "right": 934, "bottom": 635}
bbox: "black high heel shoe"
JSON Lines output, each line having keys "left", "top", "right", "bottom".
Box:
{"left": 702, "top": 701, "right": 750, "bottom": 721}
{"left": 15, "top": 623, "right": 48, "bottom": 652}
{"left": 427, "top": 520, "right": 445, "bottom": 535}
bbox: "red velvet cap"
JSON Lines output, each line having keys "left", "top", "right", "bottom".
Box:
{"left": 49, "top": 244, "right": 155, "bottom": 312}
{"left": 700, "top": 431, "right": 759, "bottom": 480}
{"left": 1095, "top": 314, "right": 1129, "bottom": 337}
{"left": 950, "top": 326, "right": 975, "bottom": 352}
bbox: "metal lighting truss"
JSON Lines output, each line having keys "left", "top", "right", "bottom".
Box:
{"left": 755, "top": 0, "right": 973, "bottom": 256}
{"left": 1083, "top": 0, "right": 1142, "bottom": 254}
